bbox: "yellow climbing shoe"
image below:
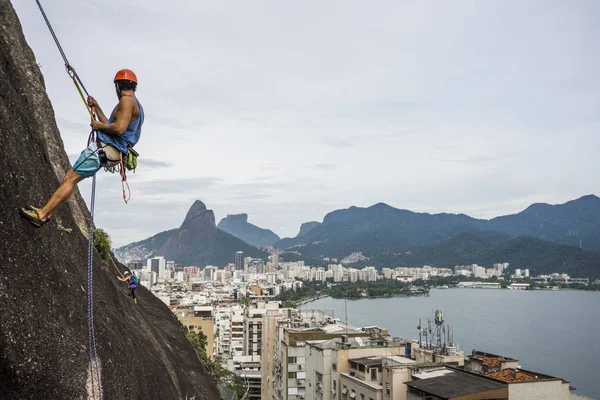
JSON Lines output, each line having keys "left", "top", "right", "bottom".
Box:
{"left": 19, "top": 206, "right": 48, "bottom": 228}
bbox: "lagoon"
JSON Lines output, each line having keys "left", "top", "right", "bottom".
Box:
{"left": 301, "top": 288, "right": 600, "bottom": 398}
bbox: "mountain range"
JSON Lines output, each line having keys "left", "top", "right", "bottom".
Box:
{"left": 115, "top": 201, "right": 268, "bottom": 266}
{"left": 116, "top": 195, "right": 600, "bottom": 278}
{"left": 217, "top": 213, "right": 280, "bottom": 247}
{"left": 276, "top": 195, "right": 600, "bottom": 253}
{"left": 273, "top": 195, "right": 600, "bottom": 277}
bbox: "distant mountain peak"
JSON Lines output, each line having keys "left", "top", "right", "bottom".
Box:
{"left": 574, "top": 194, "right": 599, "bottom": 202}
{"left": 117, "top": 201, "right": 266, "bottom": 266}
{"left": 181, "top": 200, "right": 214, "bottom": 228}
{"left": 226, "top": 213, "right": 249, "bottom": 222}
{"left": 371, "top": 202, "right": 392, "bottom": 209}
{"left": 522, "top": 194, "right": 600, "bottom": 214}
{"left": 217, "top": 213, "right": 280, "bottom": 247}
{"left": 297, "top": 221, "right": 321, "bottom": 238}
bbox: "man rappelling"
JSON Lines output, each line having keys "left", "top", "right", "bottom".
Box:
{"left": 20, "top": 69, "right": 144, "bottom": 227}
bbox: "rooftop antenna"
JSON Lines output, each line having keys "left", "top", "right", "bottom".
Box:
{"left": 417, "top": 318, "right": 422, "bottom": 346}
{"left": 427, "top": 318, "right": 432, "bottom": 349}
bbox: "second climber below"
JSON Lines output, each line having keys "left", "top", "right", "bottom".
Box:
{"left": 118, "top": 271, "right": 139, "bottom": 304}
{"left": 20, "top": 69, "right": 144, "bottom": 227}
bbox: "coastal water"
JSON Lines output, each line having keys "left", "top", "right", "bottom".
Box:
{"left": 300, "top": 289, "right": 600, "bottom": 398}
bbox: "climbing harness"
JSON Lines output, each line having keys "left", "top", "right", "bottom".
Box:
{"left": 34, "top": 1, "right": 103, "bottom": 398}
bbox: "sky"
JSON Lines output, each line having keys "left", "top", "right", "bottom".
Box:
{"left": 13, "top": 0, "right": 600, "bottom": 247}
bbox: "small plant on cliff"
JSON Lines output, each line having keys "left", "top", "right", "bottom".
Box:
{"left": 93, "top": 228, "right": 112, "bottom": 261}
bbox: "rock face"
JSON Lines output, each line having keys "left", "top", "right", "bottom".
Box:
{"left": 275, "top": 221, "right": 322, "bottom": 250}
{"left": 217, "top": 213, "right": 280, "bottom": 247}
{"left": 296, "top": 221, "right": 321, "bottom": 238}
{"left": 182, "top": 200, "right": 215, "bottom": 228}
{"left": 0, "top": 2, "right": 219, "bottom": 399}
{"left": 116, "top": 201, "right": 268, "bottom": 266}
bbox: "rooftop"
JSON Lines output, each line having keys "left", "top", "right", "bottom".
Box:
{"left": 341, "top": 372, "right": 382, "bottom": 390}
{"left": 472, "top": 350, "right": 517, "bottom": 362}
{"left": 486, "top": 368, "right": 564, "bottom": 383}
{"left": 349, "top": 356, "right": 384, "bottom": 367}
{"left": 307, "top": 335, "right": 407, "bottom": 350}
{"left": 406, "top": 371, "right": 506, "bottom": 398}
{"left": 411, "top": 368, "right": 454, "bottom": 380}
{"left": 382, "top": 355, "right": 417, "bottom": 367}
{"left": 476, "top": 356, "right": 506, "bottom": 368}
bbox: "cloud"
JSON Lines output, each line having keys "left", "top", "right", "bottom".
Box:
{"left": 312, "top": 163, "right": 337, "bottom": 170}
{"left": 440, "top": 156, "right": 501, "bottom": 165}
{"left": 135, "top": 177, "right": 223, "bottom": 196}
{"left": 321, "top": 137, "right": 355, "bottom": 149}
{"left": 56, "top": 117, "right": 88, "bottom": 133}
{"left": 139, "top": 158, "right": 174, "bottom": 169}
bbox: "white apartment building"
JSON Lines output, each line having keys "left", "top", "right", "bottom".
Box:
{"left": 215, "top": 307, "right": 233, "bottom": 357}
{"left": 230, "top": 307, "right": 245, "bottom": 357}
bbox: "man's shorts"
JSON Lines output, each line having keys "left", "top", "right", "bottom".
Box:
{"left": 72, "top": 142, "right": 121, "bottom": 178}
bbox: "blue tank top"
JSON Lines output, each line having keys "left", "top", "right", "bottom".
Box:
{"left": 97, "top": 96, "right": 144, "bottom": 154}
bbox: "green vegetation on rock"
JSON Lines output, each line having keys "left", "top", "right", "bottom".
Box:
{"left": 93, "top": 228, "right": 112, "bottom": 261}
{"left": 184, "top": 328, "right": 246, "bottom": 398}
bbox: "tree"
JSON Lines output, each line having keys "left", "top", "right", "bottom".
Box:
{"left": 283, "top": 301, "right": 296, "bottom": 308}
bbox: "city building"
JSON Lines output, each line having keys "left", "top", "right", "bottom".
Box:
{"left": 244, "top": 301, "right": 280, "bottom": 356}
{"left": 406, "top": 368, "right": 508, "bottom": 399}
{"left": 329, "top": 332, "right": 412, "bottom": 400}
{"left": 147, "top": 256, "right": 166, "bottom": 277}
{"left": 215, "top": 306, "right": 233, "bottom": 357}
{"left": 260, "top": 309, "right": 363, "bottom": 400}
{"left": 465, "top": 350, "right": 519, "bottom": 374}
{"left": 485, "top": 367, "right": 572, "bottom": 399}
{"left": 172, "top": 305, "right": 215, "bottom": 358}
{"left": 204, "top": 266, "right": 217, "bottom": 281}
{"left": 230, "top": 307, "right": 245, "bottom": 357}
{"left": 184, "top": 266, "right": 200, "bottom": 277}
{"left": 126, "top": 259, "right": 143, "bottom": 270}
{"left": 230, "top": 355, "right": 262, "bottom": 400}
{"left": 235, "top": 251, "right": 245, "bottom": 271}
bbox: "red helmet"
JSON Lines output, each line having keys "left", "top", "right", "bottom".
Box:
{"left": 114, "top": 69, "right": 137, "bottom": 83}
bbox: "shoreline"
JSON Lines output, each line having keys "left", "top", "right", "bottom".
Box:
{"left": 298, "top": 291, "right": 429, "bottom": 305}
{"left": 298, "top": 294, "right": 330, "bottom": 305}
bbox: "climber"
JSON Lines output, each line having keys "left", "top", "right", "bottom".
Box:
{"left": 118, "top": 271, "right": 139, "bottom": 304}
{"left": 19, "top": 69, "right": 144, "bottom": 227}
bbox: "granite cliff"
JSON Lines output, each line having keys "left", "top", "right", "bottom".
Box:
{"left": 0, "top": 2, "right": 219, "bottom": 398}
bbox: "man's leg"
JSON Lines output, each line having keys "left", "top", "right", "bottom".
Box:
{"left": 21, "top": 142, "right": 100, "bottom": 227}
{"left": 38, "top": 169, "right": 85, "bottom": 221}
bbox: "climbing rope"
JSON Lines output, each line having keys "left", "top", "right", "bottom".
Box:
{"left": 34, "top": 1, "right": 103, "bottom": 398}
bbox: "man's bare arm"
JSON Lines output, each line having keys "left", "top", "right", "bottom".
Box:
{"left": 87, "top": 96, "right": 109, "bottom": 123}
{"left": 91, "top": 97, "right": 134, "bottom": 135}
{"left": 95, "top": 104, "right": 109, "bottom": 123}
